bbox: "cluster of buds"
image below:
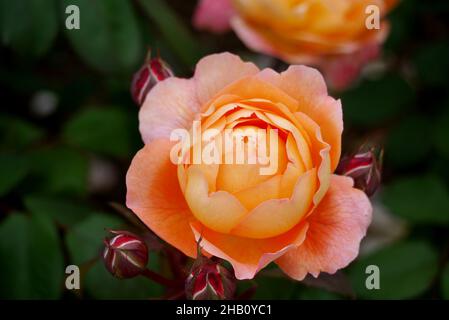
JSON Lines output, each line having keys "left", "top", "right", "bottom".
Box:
{"left": 103, "top": 230, "right": 148, "bottom": 279}
{"left": 131, "top": 49, "right": 174, "bottom": 106}
{"left": 185, "top": 241, "right": 236, "bottom": 300}
{"left": 337, "top": 146, "right": 383, "bottom": 197}
{"left": 103, "top": 231, "right": 236, "bottom": 300}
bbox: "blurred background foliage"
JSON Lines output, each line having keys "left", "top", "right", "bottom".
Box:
{"left": 1, "top": 0, "right": 449, "bottom": 300}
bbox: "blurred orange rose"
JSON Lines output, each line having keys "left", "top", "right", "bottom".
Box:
{"left": 231, "top": 0, "right": 396, "bottom": 62}
{"left": 126, "top": 52, "right": 372, "bottom": 280}
{"left": 193, "top": 0, "right": 397, "bottom": 89}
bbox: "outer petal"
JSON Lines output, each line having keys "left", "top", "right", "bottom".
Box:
{"left": 322, "top": 44, "right": 380, "bottom": 91}
{"left": 192, "top": 221, "right": 309, "bottom": 280}
{"left": 231, "top": 17, "right": 283, "bottom": 61}
{"left": 276, "top": 175, "right": 372, "bottom": 280}
{"left": 126, "top": 140, "right": 197, "bottom": 257}
{"left": 260, "top": 65, "right": 343, "bottom": 171}
{"left": 139, "top": 78, "right": 200, "bottom": 143}
{"left": 231, "top": 17, "right": 349, "bottom": 65}
{"left": 194, "top": 52, "right": 259, "bottom": 106}
{"left": 193, "top": 0, "right": 235, "bottom": 34}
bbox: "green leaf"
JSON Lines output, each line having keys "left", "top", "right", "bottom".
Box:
{"left": 384, "top": 0, "right": 416, "bottom": 51}
{"left": 442, "top": 264, "right": 449, "bottom": 299}
{"left": 0, "top": 0, "right": 58, "bottom": 57}
{"left": 85, "top": 258, "right": 163, "bottom": 299}
{"left": 349, "top": 241, "right": 438, "bottom": 299}
{"left": 434, "top": 107, "right": 449, "bottom": 159}
{"left": 29, "top": 146, "right": 88, "bottom": 196}
{"left": 295, "top": 286, "right": 341, "bottom": 300}
{"left": 386, "top": 116, "right": 432, "bottom": 168}
{"left": 0, "top": 214, "right": 29, "bottom": 299}
{"left": 413, "top": 42, "right": 449, "bottom": 87}
{"left": 382, "top": 175, "right": 449, "bottom": 224}
{"left": 0, "top": 154, "right": 29, "bottom": 196}
{"left": 61, "top": 0, "right": 142, "bottom": 73}
{"left": 63, "top": 107, "right": 135, "bottom": 158}
{"left": 0, "top": 213, "right": 64, "bottom": 299}
{"left": 139, "top": 0, "right": 202, "bottom": 67}
{"left": 0, "top": 115, "right": 43, "bottom": 150}
{"left": 253, "top": 277, "right": 297, "bottom": 299}
{"left": 417, "top": 1, "right": 449, "bottom": 12}
{"left": 65, "top": 213, "right": 123, "bottom": 265}
{"left": 341, "top": 74, "right": 414, "bottom": 127}
{"left": 24, "top": 195, "right": 91, "bottom": 227}
{"left": 28, "top": 212, "right": 65, "bottom": 299}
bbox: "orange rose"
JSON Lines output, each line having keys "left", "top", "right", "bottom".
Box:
{"left": 193, "top": 0, "right": 397, "bottom": 89}
{"left": 126, "top": 53, "right": 371, "bottom": 280}
{"left": 231, "top": 0, "right": 397, "bottom": 65}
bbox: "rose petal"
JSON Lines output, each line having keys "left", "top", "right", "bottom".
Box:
{"left": 126, "top": 140, "right": 197, "bottom": 257}
{"left": 139, "top": 78, "right": 200, "bottom": 143}
{"left": 276, "top": 175, "right": 372, "bottom": 280}
{"left": 192, "top": 220, "right": 309, "bottom": 280}
{"left": 194, "top": 52, "right": 259, "bottom": 106}
{"left": 193, "top": 0, "right": 235, "bottom": 34}
{"left": 231, "top": 168, "right": 317, "bottom": 239}
{"left": 231, "top": 17, "right": 281, "bottom": 59}
{"left": 216, "top": 124, "right": 288, "bottom": 194}
{"left": 295, "top": 111, "right": 331, "bottom": 205}
{"left": 184, "top": 166, "right": 248, "bottom": 234}
{"left": 270, "top": 65, "right": 342, "bottom": 171}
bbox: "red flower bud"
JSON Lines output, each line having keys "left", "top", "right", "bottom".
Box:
{"left": 131, "top": 50, "right": 174, "bottom": 106}
{"left": 337, "top": 147, "right": 383, "bottom": 197}
{"left": 185, "top": 242, "right": 236, "bottom": 300}
{"left": 186, "top": 261, "right": 236, "bottom": 300}
{"left": 103, "top": 230, "right": 148, "bottom": 279}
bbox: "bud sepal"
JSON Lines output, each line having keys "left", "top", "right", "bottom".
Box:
{"left": 337, "top": 146, "right": 383, "bottom": 197}
{"left": 185, "top": 240, "right": 236, "bottom": 300}
{"left": 103, "top": 230, "right": 148, "bottom": 279}
{"left": 131, "top": 49, "right": 174, "bottom": 106}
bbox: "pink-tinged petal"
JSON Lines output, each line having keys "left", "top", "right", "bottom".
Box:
{"left": 261, "top": 65, "right": 343, "bottom": 171}
{"left": 194, "top": 52, "right": 259, "bottom": 106}
{"left": 276, "top": 175, "right": 372, "bottom": 280}
{"left": 231, "top": 17, "right": 322, "bottom": 65}
{"left": 324, "top": 58, "right": 362, "bottom": 91}
{"left": 193, "top": 0, "right": 235, "bottom": 34}
{"left": 231, "top": 17, "right": 279, "bottom": 58}
{"left": 278, "top": 66, "right": 329, "bottom": 108}
{"left": 126, "top": 140, "right": 197, "bottom": 258}
{"left": 139, "top": 78, "right": 200, "bottom": 143}
{"left": 192, "top": 221, "right": 309, "bottom": 280}
{"left": 322, "top": 44, "right": 380, "bottom": 91}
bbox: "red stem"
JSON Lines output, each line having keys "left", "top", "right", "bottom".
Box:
{"left": 141, "top": 269, "right": 181, "bottom": 288}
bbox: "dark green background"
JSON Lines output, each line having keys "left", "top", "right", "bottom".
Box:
{"left": 1, "top": 0, "right": 449, "bottom": 299}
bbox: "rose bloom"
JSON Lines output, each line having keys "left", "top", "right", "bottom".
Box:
{"left": 126, "top": 53, "right": 371, "bottom": 280}
{"left": 194, "top": 0, "right": 397, "bottom": 89}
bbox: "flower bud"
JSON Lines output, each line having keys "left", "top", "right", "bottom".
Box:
{"left": 131, "top": 50, "right": 174, "bottom": 106}
{"left": 337, "top": 147, "right": 383, "bottom": 197}
{"left": 185, "top": 241, "right": 236, "bottom": 300}
{"left": 103, "top": 230, "right": 148, "bottom": 279}
{"left": 185, "top": 259, "right": 236, "bottom": 300}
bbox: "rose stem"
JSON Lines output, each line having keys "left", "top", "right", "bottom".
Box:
{"left": 141, "top": 268, "right": 181, "bottom": 288}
